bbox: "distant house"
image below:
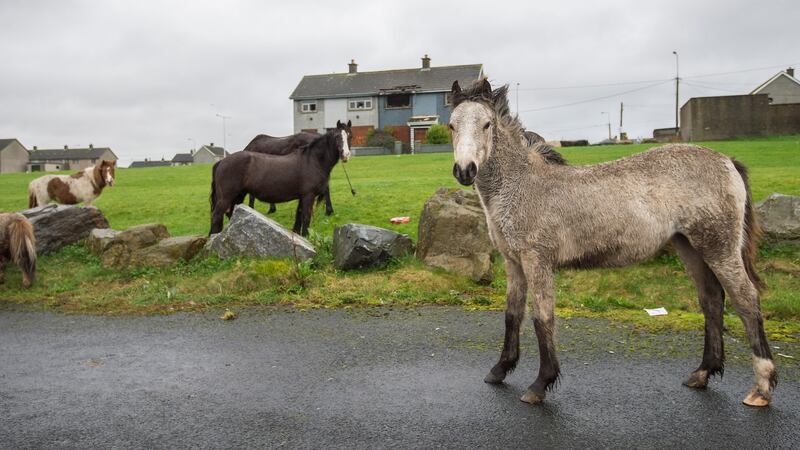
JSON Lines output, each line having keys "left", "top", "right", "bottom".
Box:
{"left": 289, "top": 55, "right": 483, "bottom": 149}
{"left": 0, "top": 138, "right": 30, "bottom": 173}
{"left": 129, "top": 159, "right": 171, "bottom": 169}
{"left": 680, "top": 67, "right": 800, "bottom": 141}
{"left": 172, "top": 152, "right": 194, "bottom": 166}
{"left": 193, "top": 144, "right": 228, "bottom": 164}
{"left": 750, "top": 67, "right": 800, "bottom": 105}
{"left": 28, "top": 145, "right": 118, "bottom": 172}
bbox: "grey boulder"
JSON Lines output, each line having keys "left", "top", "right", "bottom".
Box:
{"left": 755, "top": 193, "right": 800, "bottom": 242}
{"left": 333, "top": 223, "right": 414, "bottom": 270}
{"left": 204, "top": 205, "right": 316, "bottom": 261}
{"left": 416, "top": 188, "right": 494, "bottom": 283}
{"left": 20, "top": 204, "right": 110, "bottom": 255}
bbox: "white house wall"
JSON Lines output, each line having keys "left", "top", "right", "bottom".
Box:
{"left": 346, "top": 97, "right": 378, "bottom": 128}
{"left": 294, "top": 100, "right": 325, "bottom": 133}
{"left": 324, "top": 99, "right": 348, "bottom": 129}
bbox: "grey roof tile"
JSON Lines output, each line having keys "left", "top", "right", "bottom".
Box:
{"left": 290, "top": 64, "right": 483, "bottom": 99}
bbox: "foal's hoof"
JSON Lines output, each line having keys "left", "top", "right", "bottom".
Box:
{"left": 682, "top": 370, "right": 709, "bottom": 389}
{"left": 325, "top": 210, "right": 334, "bottom": 216}
{"left": 520, "top": 389, "right": 545, "bottom": 405}
{"left": 743, "top": 388, "right": 770, "bottom": 407}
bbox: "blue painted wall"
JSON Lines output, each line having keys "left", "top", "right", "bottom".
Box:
{"left": 378, "top": 92, "right": 453, "bottom": 128}
{"left": 412, "top": 93, "right": 438, "bottom": 116}
{"left": 378, "top": 96, "right": 413, "bottom": 128}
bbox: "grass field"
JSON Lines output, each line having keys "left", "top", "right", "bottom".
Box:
{"left": 1, "top": 135, "right": 798, "bottom": 339}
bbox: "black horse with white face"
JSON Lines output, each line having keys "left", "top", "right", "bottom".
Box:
{"left": 243, "top": 130, "right": 335, "bottom": 215}
{"left": 210, "top": 121, "right": 352, "bottom": 236}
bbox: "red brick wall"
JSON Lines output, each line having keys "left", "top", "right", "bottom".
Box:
{"left": 350, "top": 125, "right": 373, "bottom": 146}
{"left": 389, "top": 125, "right": 410, "bottom": 144}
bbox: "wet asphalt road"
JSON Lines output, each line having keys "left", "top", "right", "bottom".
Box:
{"left": 1, "top": 307, "right": 799, "bottom": 449}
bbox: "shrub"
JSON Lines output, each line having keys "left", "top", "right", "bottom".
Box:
{"left": 366, "top": 126, "right": 396, "bottom": 150}
{"left": 426, "top": 124, "right": 451, "bottom": 144}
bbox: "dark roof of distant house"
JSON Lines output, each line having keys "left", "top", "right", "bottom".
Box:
{"left": 28, "top": 147, "right": 117, "bottom": 161}
{"left": 0, "top": 138, "right": 23, "bottom": 150}
{"left": 129, "top": 160, "right": 171, "bottom": 168}
{"left": 198, "top": 145, "right": 227, "bottom": 157}
{"left": 290, "top": 64, "right": 484, "bottom": 100}
{"left": 172, "top": 153, "right": 193, "bottom": 163}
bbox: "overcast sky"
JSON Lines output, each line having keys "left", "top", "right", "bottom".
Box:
{"left": 2, "top": 0, "right": 798, "bottom": 166}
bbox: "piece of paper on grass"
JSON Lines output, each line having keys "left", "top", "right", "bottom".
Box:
{"left": 644, "top": 307, "right": 668, "bottom": 316}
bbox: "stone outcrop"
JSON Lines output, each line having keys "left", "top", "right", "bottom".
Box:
{"left": 755, "top": 193, "right": 800, "bottom": 243}
{"left": 204, "top": 205, "right": 316, "bottom": 261}
{"left": 333, "top": 223, "right": 414, "bottom": 270}
{"left": 20, "top": 204, "right": 109, "bottom": 255}
{"left": 416, "top": 188, "right": 494, "bottom": 283}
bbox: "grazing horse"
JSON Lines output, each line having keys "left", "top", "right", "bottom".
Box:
{"left": 449, "top": 78, "right": 776, "bottom": 407}
{"left": 243, "top": 130, "right": 335, "bottom": 216}
{"left": 0, "top": 213, "right": 36, "bottom": 288}
{"left": 28, "top": 160, "right": 116, "bottom": 207}
{"left": 210, "top": 121, "right": 352, "bottom": 236}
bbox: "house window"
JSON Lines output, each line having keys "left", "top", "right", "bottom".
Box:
{"left": 348, "top": 98, "right": 373, "bottom": 110}
{"left": 444, "top": 93, "right": 453, "bottom": 106}
{"left": 386, "top": 94, "right": 411, "bottom": 109}
{"left": 301, "top": 102, "right": 317, "bottom": 113}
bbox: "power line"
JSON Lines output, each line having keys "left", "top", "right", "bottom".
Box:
{"left": 513, "top": 78, "right": 672, "bottom": 91}
{"left": 683, "top": 62, "right": 800, "bottom": 79}
{"left": 681, "top": 81, "right": 742, "bottom": 93}
{"left": 518, "top": 80, "right": 673, "bottom": 113}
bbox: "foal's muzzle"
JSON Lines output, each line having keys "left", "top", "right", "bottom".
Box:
{"left": 453, "top": 162, "right": 477, "bottom": 186}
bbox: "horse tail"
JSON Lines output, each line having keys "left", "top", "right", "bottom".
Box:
{"left": 8, "top": 215, "right": 36, "bottom": 286}
{"left": 28, "top": 190, "right": 37, "bottom": 208}
{"left": 732, "top": 159, "right": 765, "bottom": 292}
{"left": 210, "top": 161, "right": 219, "bottom": 214}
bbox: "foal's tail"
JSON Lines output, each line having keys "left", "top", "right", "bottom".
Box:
{"left": 732, "top": 159, "right": 765, "bottom": 292}
{"left": 8, "top": 215, "right": 36, "bottom": 287}
{"left": 210, "top": 161, "right": 219, "bottom": 214}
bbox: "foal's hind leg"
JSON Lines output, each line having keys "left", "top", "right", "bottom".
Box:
{"left": 672, "top": 235, "right": 725, "bottom": 389}
{"left": 520, "top": 253, "right": 559, "bottom": 404}
{"left": 706, "top": 257, "right": 776, "bottom": 407}
{"left": 484, "top": 255, "right": 527, "bottom": 384}
{"left": 268, "top": 203, "right": 277, "bottom": 214}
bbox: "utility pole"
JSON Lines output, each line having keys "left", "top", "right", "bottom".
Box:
{"left": 215, "top": 113, "right": 231, "bottom": 151}
{"left": 619, "top": 102, "right": 624, "bottom": 136}
{"left": 601, "top": 111, "right": 611, "bottom": 140}
{"left": 673, "top": 51, "right": 680, "bottom": 131}
{"left": 516, "top": 82, "right": 520, "bottom": 116}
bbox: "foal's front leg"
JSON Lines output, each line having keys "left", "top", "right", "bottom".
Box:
{"left": 485, "top": 255, "right": 527, "bottom": 384}
{"left": 520, "top": 253, "right": 560, "bottom": 404}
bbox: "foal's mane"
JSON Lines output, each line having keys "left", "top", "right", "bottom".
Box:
{"left": 454, "top": 78, "right": 566, "bottom": 165}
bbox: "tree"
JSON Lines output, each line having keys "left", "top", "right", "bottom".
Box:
{"left": 426, "top": 124, "right": 451, "bottom": 144}
{"left": 366, "top": 126, "right": 396, "bottom": 150}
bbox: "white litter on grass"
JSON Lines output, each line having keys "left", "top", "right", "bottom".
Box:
{"left": 777, "top": 353, "right": 795, "bottom": 359}
{"left": 644, "top": 307, "right": 668, "bottom": 316}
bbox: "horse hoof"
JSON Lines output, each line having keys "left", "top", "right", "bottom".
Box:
{"left": 484, "top": 371, "right": 506, "bottom": 384}
{"left": 743, "top": 389, "right": 770, "bottom": 407}
{"left": 682, "top": 370, "right": 708, "bottom": 389}
{"left": 325, "top": 210, "right": 334, "bottom": 216}
{"left": 520, "top": 389, "right": 545, "bottom": 405}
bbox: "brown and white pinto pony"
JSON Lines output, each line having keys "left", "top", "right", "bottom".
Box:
{"left": 0, "top": 213, "right": 36, "bottom": 288}
{"left": 28, "top": 160, "right": 116, "bottom": 207}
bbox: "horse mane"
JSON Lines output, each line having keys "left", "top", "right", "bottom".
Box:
{"left": 299, "top": 129, "right": 337, "bottom": 157}
{"left": 454, "top": 78, "right": 566, "bottom": 165}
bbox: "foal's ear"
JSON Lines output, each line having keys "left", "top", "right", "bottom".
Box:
{"left": 480, "top": 78, "right": 492, "bottom": 95}
{"left": 451, "top": 80, "right": 461, "bottom": 95}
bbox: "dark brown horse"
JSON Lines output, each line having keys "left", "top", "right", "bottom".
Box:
{"left": 243, "top": 131, "right": 335, "bottom": 215}
{"left": 210, "top": 121, "right": 352, "bottom": 236}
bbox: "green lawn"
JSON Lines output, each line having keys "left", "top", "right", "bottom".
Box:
{"left": 0, "top": 135, "right": 798, "bottom": 338}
